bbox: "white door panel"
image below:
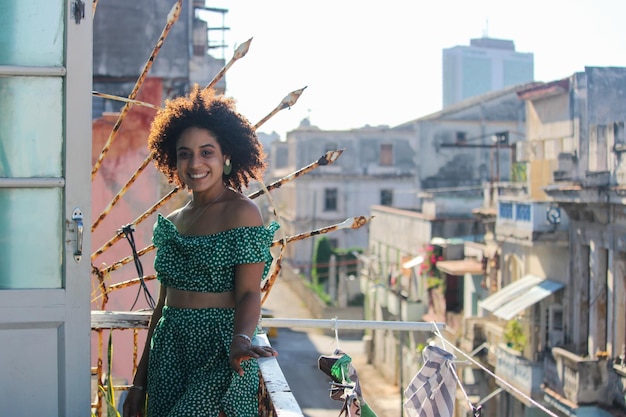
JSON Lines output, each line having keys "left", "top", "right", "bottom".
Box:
{"left": 0, "top": 1, "right": 92, "bottom": 416}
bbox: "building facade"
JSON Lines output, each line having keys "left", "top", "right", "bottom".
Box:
{"left": 267, "top": 123, "right": 419, "bottom": 274}
{"left": 92, "top": 0, "right": 226, "bottom": 117}
{"left": 536, "top": 67, "right": 626, "bottom": 415}
{"left": 361, "top": 67, "right": 626, "bottom": 417}
{"left": 443, "top": 37, "right": 534, "bottom": 108}
{"left": 456, "top": 67, "right": 626, "bottom": 417}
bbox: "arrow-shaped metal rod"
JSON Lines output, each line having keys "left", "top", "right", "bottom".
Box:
{"left": 91, "top": 187, "right": 180, "bottom": 261}
{"left": 261, "top": 215, "right": 374, "bottom": 304}
{"left": 91, "top": 0, "right": 182, "bottom": 180}
{"left": 92, "top": 156, "right": 156, "bottom": 231}
{"left": 97, "top": 215, "right": 372, "bottom": 282}
{"left": 254, "top": 87, "right": 307, "bottom": 131}
{"left": 204, "top": 38, "right": 252, "bottom": 91}
{"left": 92, "top": 91, "right": 161, "bottom": 111}
{"left": 270, "top": 215, "right": 374, "bottom": 247}
{"left": 248, "top": 149, "right": 344, "bottom": 199}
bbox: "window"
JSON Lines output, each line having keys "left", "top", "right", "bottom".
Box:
{"left": 456, "top": 131, "right": 467, "bottom": 144}
{"left": 515, "top": 203, "right": 531, "bottom": 222}
{"left": 380, "top": 189, "right": 393, "bottom": 206}
{"left": 499, "top": 202, "right": 513, "bottom": 219}
{"left": 380, "top": 144, "right": 393, "bottom": 166}
{"left": 547, "top": 305, "right": 564, "bottom": 347}
{"left": 324, "top": 188, "right": 338, "bottom": 211}
{"left": 444, "top": 274, "right": 464, "bottom": 313}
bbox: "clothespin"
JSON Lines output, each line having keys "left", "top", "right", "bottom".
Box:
{"left": 331, "top": 316, "right": 340, "bottom": 351}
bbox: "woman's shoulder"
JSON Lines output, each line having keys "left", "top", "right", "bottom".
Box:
{"left": 222, "top": 192, "right": 263, "bottom": 229}
{"left": 164, "top": 206, "right": 183, "bottom": 222}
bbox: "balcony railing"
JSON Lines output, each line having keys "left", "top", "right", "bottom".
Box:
{"left": 543, "top": 347, "right": 610, "bottom": 406}
{"left": 495, "top": 343, "right": 544, "bottom": 401}
{"left": 483, "top": 321, "right": 505, "bottom": 367}
{"left": 90, "top": 311, "right": 302, "bottom": 417}
{"left": 459, "top": 317, "right": 489, "bottom": 354}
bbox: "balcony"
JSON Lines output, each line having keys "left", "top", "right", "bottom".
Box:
{"left": 91, "top": 311, "right": 302, "bottom": 417}
{"left": 543, "top": 347, "right": 610, "bottom": 406}
{"left": 495, "top": 343, "right": 544, "bottom": 402}
{"left": 483, "top": 321, "right": 505, "bottom": 367}
{"left": 496, "top": 200, "right": 569, "bottom": 241}
{"left": 459, "top": 317, "right": 488, "bottom": 354}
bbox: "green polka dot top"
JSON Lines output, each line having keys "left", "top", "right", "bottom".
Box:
{"left": 153, "top": 214, "right": 280, "bottom": 292}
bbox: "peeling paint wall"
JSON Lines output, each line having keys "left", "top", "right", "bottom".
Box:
{"left": 90, "top": 78, "right": 185, "bottom": 382}
{"left": 93, "top": 0, "right": 190, "bottom": 79}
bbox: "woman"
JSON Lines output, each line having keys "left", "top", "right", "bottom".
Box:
{"left": 123, "top": 85, "right": 279, "bottom": 417}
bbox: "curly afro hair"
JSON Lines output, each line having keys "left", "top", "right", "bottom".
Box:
{"left": 148, "top": 84, "right": 266, "bottom": 192}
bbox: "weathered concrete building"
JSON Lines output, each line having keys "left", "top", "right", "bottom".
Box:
{"left": 92, "top": 0, "right": 226, "bottom": 117}
{"left": 361, "top": 68, "right": 626, "bottom": 417}
{"left": 536, "top": 67, "right": 626, "bottom": 415}
{"left": 267, "top": 123, "right": 419, "bottom": 274}
{"left": 395, "top": 83, "right": 535, "bottom": 190}
{"left": 457, "top": 67, "right": 626, "bottom": 417}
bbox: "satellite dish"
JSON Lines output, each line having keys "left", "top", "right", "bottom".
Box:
{"left": 547, "top": 207, "right": 561, "bottom": 225}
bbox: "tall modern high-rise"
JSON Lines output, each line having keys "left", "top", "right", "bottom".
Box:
{"left": 442, "top": 37, "right": 534, "bottom": 107}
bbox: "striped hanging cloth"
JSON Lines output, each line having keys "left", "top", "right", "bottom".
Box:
{"left": 403, "top": 345, "right": 457, "bottom": 417}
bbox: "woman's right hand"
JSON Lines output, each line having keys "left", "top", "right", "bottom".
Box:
{"left": 122, "top": 387, "right": 146, "bottom": 417}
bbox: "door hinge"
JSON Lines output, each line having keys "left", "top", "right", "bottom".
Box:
{"left": 72, "top": 0, "right": 85, "bottom": 24}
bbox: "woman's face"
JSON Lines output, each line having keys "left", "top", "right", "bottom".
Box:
{"left": 175, "top": 127, "right": 226, "bottom": 192}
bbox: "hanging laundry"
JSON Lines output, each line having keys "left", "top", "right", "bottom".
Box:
{"left": 318, "top": 349, "right": 378, "bottom": 417}
{"left": 404, "top": 345, "right": 457, "bottom": 417}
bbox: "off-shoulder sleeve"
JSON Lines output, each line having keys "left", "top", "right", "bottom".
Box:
{"left": 152, "top": 213, "right": 178, "bottom": 248}
{"left": 227, "top": 221, "right": 280, "bottom": 280}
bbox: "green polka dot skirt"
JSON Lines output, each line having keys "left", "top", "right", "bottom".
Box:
{"left": 146, "top": 306, "right": 259, "bottom": 417}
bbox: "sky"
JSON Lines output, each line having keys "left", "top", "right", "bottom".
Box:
{"left": 201, "top": 0, "right": 626, "bottom": 138}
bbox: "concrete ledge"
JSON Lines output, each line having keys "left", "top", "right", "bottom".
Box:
{"left": 256, "top": 333, "right": 304, "bottom": 416}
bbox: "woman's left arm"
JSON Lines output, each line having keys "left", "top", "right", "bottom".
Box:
{"left": 230, "top": 261, "right": 278, "bottom": 375}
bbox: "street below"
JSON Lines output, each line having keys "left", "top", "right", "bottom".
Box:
{"left": 262, "top": 276, "right": 402, "bottom": 417}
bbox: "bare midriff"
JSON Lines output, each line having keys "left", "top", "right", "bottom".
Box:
{"left": 165, "top": 287, "right": 235, "bottom": 309}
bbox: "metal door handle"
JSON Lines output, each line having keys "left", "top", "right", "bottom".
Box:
{"left": 72, "top": 207, "right": 83, "bottom": 263}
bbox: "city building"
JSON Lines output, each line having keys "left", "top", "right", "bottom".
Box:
{"left": 443, "top": 37, "right": 534, "bottom": 108}
{"left": 266, "top": 121, "right": 419, "bottom": 275}
{"left": 396, "top": 82, "right": 534, "bottom": 192}
{"left": 357, "top": 83, "right": 535, "bottom": 415}
{"left": 92, "top": 0, "right": 227, "bottom": 117}
{"left": 535, "top": 67, "right": 626, "bottom": 415}
{"left": 447, "top": 67, "right": 626, "bottom": 417}
{"left": 360, "top": 67, "right": 626, "bottom": 417}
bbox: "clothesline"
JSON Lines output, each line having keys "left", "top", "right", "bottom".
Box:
{"left": 431, "top": 331, "right": 560, "bottom": 417}
{"left": 260, "top": 317, "right": 560, "bottom": 417}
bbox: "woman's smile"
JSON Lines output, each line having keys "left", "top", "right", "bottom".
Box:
{"left": 176, "top": 127, "right": 224, "bottom": 192}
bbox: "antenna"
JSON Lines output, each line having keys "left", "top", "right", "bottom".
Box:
{"left": 483, "top": 18, "right": 489, "bottom": 38}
